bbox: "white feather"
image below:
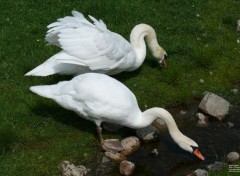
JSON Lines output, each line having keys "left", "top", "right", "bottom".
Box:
{"left": 26, "top": 11, "right": 166, "bottom": 76}
{"left": 30, "top": 73, "right": 204, "bottom": 160}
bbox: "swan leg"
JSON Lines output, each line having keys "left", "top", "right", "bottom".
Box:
{"left": 96, "top": 126, "right": 123, "bottom": 153}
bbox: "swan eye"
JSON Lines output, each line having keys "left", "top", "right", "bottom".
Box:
{"left": 191, "top": 145, "right": 198, "bottom": 151}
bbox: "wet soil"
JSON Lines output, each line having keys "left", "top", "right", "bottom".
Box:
{"left": 106, "top": 105, "right": 240, "bottom": 176}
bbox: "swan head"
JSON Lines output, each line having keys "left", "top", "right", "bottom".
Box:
{"left": 177, "top": 136, "right": 205, "bottom": 160}
{"left": 153, "top": 48, "right": 168, "bottom": 68}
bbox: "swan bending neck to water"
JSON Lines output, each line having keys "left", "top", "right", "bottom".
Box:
{"left": 25, "top": 11, "right": 167, "bottom": 76}
{"left": 130, "top": 24, "right": 167, "bottom": 70}
{"left": 30, "top": 73, "right": 203, "bottom": 160}
{"left": 140, "top": 108, "right": 204, "bottom": 160}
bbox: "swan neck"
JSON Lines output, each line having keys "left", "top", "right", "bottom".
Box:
{"left": 143, "top": 108, "right": 184, "bottom": 141}
{"left": 130, "top": 24, "right": 159, "bottom": 69}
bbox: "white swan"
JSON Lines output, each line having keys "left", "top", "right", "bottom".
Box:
{"left": 25, "top": 11, "right": 167, "bottom": 76}
{"left": 30, "top": 73, "right": 204, "bottom": 160}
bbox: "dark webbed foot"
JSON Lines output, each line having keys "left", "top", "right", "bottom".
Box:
{"left": 97, "top": 126, "right": 123, "bottom": 153}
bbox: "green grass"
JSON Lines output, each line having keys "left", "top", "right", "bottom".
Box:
{"left": 208, "top": 162, "right": 240, "bottom": 176}
{"left": 0, "top": 0, "right": 240, "bottom": 175}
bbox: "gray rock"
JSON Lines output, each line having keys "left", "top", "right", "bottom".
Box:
{"left": 102, "top": 122, "right": 122, "bottom": 132}
{"left": 180, "top": 110, "right": 187, "bottom": 115}
{"left": 199, "top": 92, "right": 230, "bottom": 120}
{"left": 95, "top": 157, "right": 116, "bottom": 176}
{"left": 207, "top": 162, "right": 227, "bottom": 171}
{"left": 120, "top": 136, "right": 141, "bottom": 156}
{"left": 136, "top": 125, "right": 160, "bottom": 142}
{"left": 196, "top": 113, "right": 208, "bottom": 127}
{"left": 59, "top": 161, "right": 89, "bottom": 176}
{"left": 237, "top": 20, "right": 240, "bottom": 32}
{"left": 150, "top": 148, "right": 159, "bottom": 156}
{"left": 119, "top": 160, "right": 135, "bottom": 176}
{"left": 227, "top": 152, "right": 240, "bottom": 163}
{"left": 227, "top": 122, "right": 234, "bottom": 128}
{"left": 194, "top": 169, "right": 208, "bottom": 176}
{"left": 199, "top": 79, "right": 204, "bottom": 84}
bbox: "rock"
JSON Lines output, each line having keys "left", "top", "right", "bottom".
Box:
{"left": 199, "top": 79, "right": 204, "bottom": 84}
{"left": 237, "top": 20, "right": 240, "bottom": 32}
{"left": 150, "top": 148, "right": 159, "bottom": 156}
{"left": 227, "top": 122, "right": 234, "bottom": 128}
{"left": 196, "top": 113, "right": 208, "bottom": 127}
{"left": 227, "top": 152, "right": 240, "bottom": 163}
{"left": 95, "top": 156, "right": 116, "bottom": 176}
{"left": 59, "top": 161, "right": 89, "bottom": 176}
{"left": 199, "top": 92, "right": 230, "bottom": 120}
{"left": 186, "top": 172, "right": 195, "bottom": 176}
{"left": 152, "top": 119, "right": 167, "bottom": 132}
{"left": 207, "top": 162, "right": 227, "bottom": 171}
{"left": 102, "top": 122, "right": 122, "bottom": 132}
{"left": 136, "top": 125, "right": 160, "bottom": 142}
{"left": 180, "top": 110, "right": 187, "bottom": 115}
{"left": 102, "top": 139, "right": 124, "bottom": 153}
{"left": 194, "top": 169, "right": 208, "bottom": 176}
{"left": 230, "top": 89, "right": 238, "bottom": 94}
{"left": 119, "top": 160, "right": 135, "bottom": 176}
{"left": 120, "top": 136, "right": 141, "bottom": 156}
{"left": 105, "top": 151, "right": 127, "bottom": 162}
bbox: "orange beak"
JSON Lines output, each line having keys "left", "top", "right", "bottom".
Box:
{"left": 162, "top": 59, "right": 167, "bottom": 68}
{"left": 193, "top": 149, "right": 205, "bottom": 160}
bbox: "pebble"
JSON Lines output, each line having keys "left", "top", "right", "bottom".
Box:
{"left": 237, "top": 20, "right": 240, "bottom": 31}
{"left": 196, "top": 113, "right": 208, "bottom": 127}
{"left": 95, "top": 157, "right": 116, "bottom": 176}
{"left": 59, "top": 161, "right": 89, "bottom": 176}
{"left": 119, "top": 160, "right": 135, "bottom": 176}
{"left": 105, "top": 151, "right": 127, "bottom": 162}
{"left": 151, "top": 148, "right": 159, "bottom": 156}
{"left": 227, "top": 122, "right": 234, "bottom": 128}
{"left": 227, "top": 152, "right": 240, "bottom": 163}
{"left": 194, "top": 169, "right": 208, "bottom": 176}
{"left": 207, "top": 162, "right": 227, "bottom": 171}
{"left": 136, "top": 125, "right": 160, "bottom": 142}
{"left": 120, "top": 136, "right": 141, "bottom": 156}
{"left": 199, "top": 79, "right": 204, "bottom": 84}
{"left": 180, "top": 110, "right": 187, "bottom": 115}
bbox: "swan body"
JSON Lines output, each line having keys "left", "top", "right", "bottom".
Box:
{"left": 30, "top": 73, "right": 204, "bottom": 160}
{"left": 25, "top": 11, "right": 167, "bottom": 76}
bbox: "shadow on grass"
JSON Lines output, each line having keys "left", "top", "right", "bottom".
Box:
{"left": 30, "top": 101, "right": 133, "bottom": 139}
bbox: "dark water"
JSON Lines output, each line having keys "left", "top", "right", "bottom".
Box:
{"left": 108, "top": 105, "right": 240, "bottom": 176}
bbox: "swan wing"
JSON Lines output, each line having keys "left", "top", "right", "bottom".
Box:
{"left": 46, "top": 11, "right": 136, "bottom": 72}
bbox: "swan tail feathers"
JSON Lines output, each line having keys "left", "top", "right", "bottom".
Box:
{"left": 25, "top": 63, "right": 56, "bottom": 76}
{"left": 30, "top": 85, "right": 57, "bottom": 99}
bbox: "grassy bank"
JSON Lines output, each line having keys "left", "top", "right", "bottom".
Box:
{"left": 0, "top": 0, "right": 240, "bottom": 175}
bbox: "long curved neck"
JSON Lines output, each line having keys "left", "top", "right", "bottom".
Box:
{"left": 130, "top": 24, "right": 160, "bottom": 69}
{"left": 139, "top": 107, "right": 185, "bottom": 143}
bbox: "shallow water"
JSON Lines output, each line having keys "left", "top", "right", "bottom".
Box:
{"left": 108, "top": 105, "right": 240, "bottom": 176}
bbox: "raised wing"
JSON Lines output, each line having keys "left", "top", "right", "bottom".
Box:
{"left": 45, "top": 11, "right": 136, "bottom": 72}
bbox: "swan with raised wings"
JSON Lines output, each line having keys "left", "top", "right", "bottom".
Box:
{"left": 30, "top": 73, "right": 204, "bottom": 160}
{"left": 25, "top": 11, "right": 167, "bottom": 76}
